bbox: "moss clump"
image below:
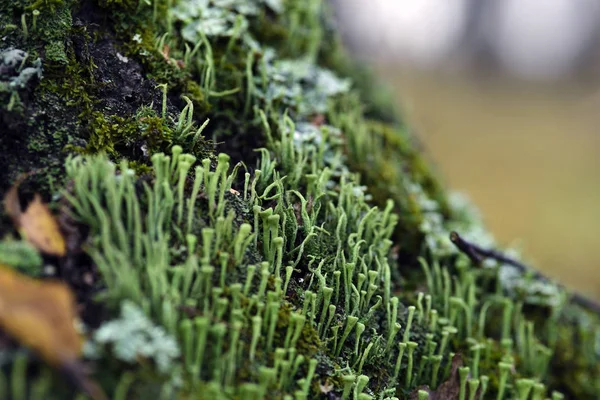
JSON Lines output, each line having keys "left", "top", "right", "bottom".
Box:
{"left": 83, "top": 107, "right": 174, "bottom": 156}
{"left": 0, "top": 240, "right": 43, "bottom": 276}
{"left": 0, "top": 0, "right": 598, "bottom": 399}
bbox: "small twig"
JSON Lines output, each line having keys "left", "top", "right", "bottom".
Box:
{"left": 449, "top": 231, "right": 483, "bottom": 266}
{"left": 450, "top": 231, "right": 543, "bottom": 278}
{"left": 61, "top": 362, "right": 108, "bottom": 400}
{"left": 449, "top": 231, "right": 600, "bottom": 314}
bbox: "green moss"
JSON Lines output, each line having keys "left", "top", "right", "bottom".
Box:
{"left": 44, "top": 40, "right": 68, "bottom": 63}
{"left": 84, "top": 108, "right": 173, "bottom": 156}
{"left": 38, "top": 51, "right": 95, "bottom": 119}
{"left": 96, "top": 0, "right": 138, "bottom": 8}
{"left": 0, "top": 240, "right": 43, "bottom": 276}
{"left": 32, "top": 1, "right": 72, "bottom": 42}
{"left": 0, "top": 0, "right": 598, "bottom": 399}
{"left": 25, "top": 0, "right": 66, "bottom": 12}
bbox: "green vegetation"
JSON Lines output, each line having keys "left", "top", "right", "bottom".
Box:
{"left": 0, "top": 0, "right": 598, "bottom": 399}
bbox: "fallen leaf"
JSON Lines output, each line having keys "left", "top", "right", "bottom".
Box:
{"left": 160, "top": 44, "right": 170, "bottom": 61}
{"left": 0, "top": 263, "right": 82, "bottom": 365}
{"left": 3, "top": 182, "right": 21, "bottom": 220}
{"left": 311, "top": 114, "right": 325, "bottom": 126}
{"left": 409, "top": 354, "right": 478, "bottom": 400}
{"left": 319, "top": 379, "right": 334, "bottom": 394}
{"left": 160, "top": 44, "right": 183, "bottom": 69}
{"left": 0, "top": 264, "right": 107, "bottom": 400}
{"left": 3, "top": 181, "right": 66, "bottom": 257}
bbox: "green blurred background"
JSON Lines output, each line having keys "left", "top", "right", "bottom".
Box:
{"left": 378, "top": 67, "right": 600, "bottom": 301}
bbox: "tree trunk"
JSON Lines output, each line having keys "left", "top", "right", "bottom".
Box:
{"left": 0, "top": 0, "right": 598, "bottom": 399}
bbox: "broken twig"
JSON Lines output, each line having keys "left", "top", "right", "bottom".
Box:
{"left": 449, "top": 231, "right": 600, "bottom": 314}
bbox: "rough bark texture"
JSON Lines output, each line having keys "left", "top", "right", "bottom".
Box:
{"left": 0, "top": 1, "right": 598, "bottom": 399}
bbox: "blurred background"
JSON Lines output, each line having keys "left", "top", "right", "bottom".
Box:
{"left": 331, "top": 0, "right": 600, "bottom": 300}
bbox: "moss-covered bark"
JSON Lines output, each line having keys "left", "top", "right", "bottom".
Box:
{"left": 0, "top": 0, "right": 598, "bottom": 399}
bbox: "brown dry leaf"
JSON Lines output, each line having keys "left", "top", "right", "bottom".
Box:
{"left": 0, "top": 264, "right": 82, "bottom": 365}
{"left": 3, "top": 183, "right": 66, "bottom": 257}
{"left": 0, "top": 265, "right": 107, "bottom": 400}
{"left": 311, "top": 114, "right": 325, "bottom": 126}
{"left": 409, "top": 353, "right": 477, "bottom": 400}
{"left": 160, "top": 43, "right": 170, "bottom": 61}
{"left": 3, "top": 183, "right": 21, "bottom": 220}
{"left": 160, "top": 44, "right": 184, "bottom": 68}
{"left": 319, "top": 379, "right": 334, "bottom": 394}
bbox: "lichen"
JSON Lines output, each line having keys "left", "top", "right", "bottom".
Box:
{"left": 0, "top": 0, "right": 598, "bottom": 399}
{"left": 89, "top": 301, "right": 181, "bottom": 374}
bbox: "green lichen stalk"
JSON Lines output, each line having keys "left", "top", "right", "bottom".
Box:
{"left": 0, "top": 0, "right": 599, "bottom": 399}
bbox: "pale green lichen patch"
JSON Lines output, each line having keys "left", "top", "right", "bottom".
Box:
{"left": 88, "top": 301, "right": 181, "bottom": 375}
{"left": 0, "top": 0, "right": 598, "bottom": 399}
{"left": 172, "top": 0, "right": 283, "bottom": 41}
{"left": 0, "top": 48, "right": 43, "bottom": 111}
{"left": 255, "top": 54, "right": 352, "bottom": 117}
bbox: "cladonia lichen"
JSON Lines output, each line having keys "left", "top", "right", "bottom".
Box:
{"left": 0, "top": 0, "right": 598, "bottom": 399}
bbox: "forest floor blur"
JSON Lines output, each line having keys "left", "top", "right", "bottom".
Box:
{"left": 379, "top": 66, "right": 600, "bottom": 300}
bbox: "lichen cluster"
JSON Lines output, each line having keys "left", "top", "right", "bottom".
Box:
{"left": 0, "top": 0, "right": 599, "bottom": 399}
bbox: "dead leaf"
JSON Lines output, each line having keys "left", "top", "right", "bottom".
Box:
{"left": 4, "top": 181, "right": 66, "bottom": 257}
{"left": 229, "top": 188, "right": 240, "bottom": 195}
{"left": 0, "top": 264, "right": 107, "bottom": 400}
{"left": 311, "top": 114, "right": 325, "bottom": 126}
{"left": 160, "top": 44, "right": 170, "bottom": 61}
{"left": 409, "top": 354, "right": 478, "bottom": 400}
{"left": 160, "top": 44, "right": 184, "bottom": 69}
{"left": 319, "top": 379, "right": 334, "bottom": 394}
{"left": 0, "top": 264, "right": 82, "bottom": 365}
{"left": 3, "top": 183, "right": 21, "bottom": 221}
